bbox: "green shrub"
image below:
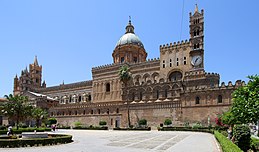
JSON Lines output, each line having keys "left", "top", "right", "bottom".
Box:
{"left": 214, "top": 131, "right": 242, "bottom": 152}
{"left": 48, "top": 118, "right": 57, "bottom": 125}
{"left": 74, "top": 121, "right": 82, "bottom": 127}
{"left": 99, "top": 121, "right": 107, "bottom": 126}
{"left": 184, "top": 122, "right": 190, "bottom": 127}
{"left": 192, "top": 122, "right": 202, "bottom": 129}
{"left": 164, "top": 119, "right": 172, "bottom": 126}
{"left": 138, "top": 119, "right": 147, "bottom": 126}
{"left": 0, "top": 125, "right": 7, "bottom": 130}
{"left": 233, "top": 124, "right": 251, "bottom": 151}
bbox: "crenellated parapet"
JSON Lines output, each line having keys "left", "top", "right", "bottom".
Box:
{"left": 160, "top": 40, "right": 190, "bottom": 55}
{"left": 35, "top": 80, "right": 92, "bottom": 93}
{"left": 185, "top": 80, "right": 246, "bottom": 93}
{"left": 92, "top": 63, "right": 118, "bottom": 71}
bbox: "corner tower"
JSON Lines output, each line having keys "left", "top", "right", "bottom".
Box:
{"left": 112, "top": 18, "right": 147, "bottom": 64}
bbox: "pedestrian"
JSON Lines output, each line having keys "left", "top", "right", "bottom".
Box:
{"left": 7, "top": 125, "right": 13, "bottom": 136}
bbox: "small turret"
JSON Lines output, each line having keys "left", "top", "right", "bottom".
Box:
{"left": 34, "top": 55, "right": 39, "bottom": 66}
{"left": 42, "top": 80, "right": 46, "bottom": 88}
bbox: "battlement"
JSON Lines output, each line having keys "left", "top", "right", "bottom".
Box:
{"left": 219, "top": 80, "right": 245, "bottom": 88}
{"left": 186, "top": 80, "right": 246, "bottom": 93}
{"left": 92, "top": 63, "right": 117, "bottom": 70}
{"left": 92, "top": 57, "right": 160, "bottom": 71}
{"left": 185, "top": 70, "right": 220, "bottom": 77}
{"left": 160, "top": 39, "right": 190, "bottom": 52}
{"left": 35, "top": 80, "right": 92, "bottom": 93}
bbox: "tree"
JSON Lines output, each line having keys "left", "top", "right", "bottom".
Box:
{"left": 1, "top": 94, "right": 33, "bottom": 129}
{"left": 118, "top": 65, "right": 132, "bottom": 128}
{"left": 220, "top": 110, "right": 237, "bottom": 127}
{"left": 32, "top": 107, "right": 48, "bottom": 128}
{"left": 231, "top": 75, "right": 259, "bottom": 124}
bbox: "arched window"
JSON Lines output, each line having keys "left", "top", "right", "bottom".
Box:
{"left": 69, "top": 96, "right": 72, "bottom": 103}
{"left": 218, "top": 95, "right": 223, "bottom": 103}
{"left": 88, "top": 95, "right": 91, "bottom": 101}
{"left": 156, "top": 90, "right": 159, "bottom": 99}
{"left": 75, "top": 111, "right": 77, "bottom": 115}
{"left": 91, "top": 109, "right": 94, "bottom": 114}
{"left": 69, "top": 111, "right": 72, "bottom": 115}
{"left": 195, "top": 96, "right": 200, "bottom": 104}
{"left": 116, "top": 108, "right": 119, "bottom": 113}
{"left": 106, "top": 83, "right": 111, "bottom": 92}
{"left": 133, "top": 57, "right": 137, "bottom": 63}
{"left": 132, "top": 92, "right": 135, "bottom": 101}
{"left": 62, "top": 111, "right": 65, "bottom": 115}
{"left": 120, "top": 57, "right": 124, "bottom": 63}
{"left": 107, "top": 109, "right": 109, "bottom": 114}
{"left": 169, "top": 71, "right": 183, "bottom": 82}
{"left": 140, "top": 92, "right": 142, "bottom": 100}
{"left": 165, "top": 89, "right": 168, "bottom": 98}
{"left": 83, "top": 110, "right": 86, "bottom": 115}
{"left": 78, "top": 96, "right": 82, "bottom": 102}
{"left": 98, "top": 109, "right": 101, "bottom": 114}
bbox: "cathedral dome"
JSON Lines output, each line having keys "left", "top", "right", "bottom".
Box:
{"left": 115, "top": 33, "right": 144, "bottom": 48}
{"left": 112, "top": 18, "right": 147, "bottom": 64}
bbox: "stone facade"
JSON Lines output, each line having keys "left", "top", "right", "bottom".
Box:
{"left": 13, "top": 5, "right": 244, "bottom": 128}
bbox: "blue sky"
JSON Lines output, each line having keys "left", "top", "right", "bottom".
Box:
{"left": 1, "top": 1, "right": 259, "bottom": 97}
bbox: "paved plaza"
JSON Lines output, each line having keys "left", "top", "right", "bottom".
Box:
{"left": 1, "top": 129, "right": 220, "bottom": 152}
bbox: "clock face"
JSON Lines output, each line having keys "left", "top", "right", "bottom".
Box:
{"left": 191, "top": 55, "right": 202, "bottom": 67}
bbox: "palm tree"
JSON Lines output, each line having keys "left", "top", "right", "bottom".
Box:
{"left": 118, "top": 65, "right": 132, "bottom": 128}
{"left": 32, "top": 107, "right": 48, "bottom": 128}
{"left": 2, "top": 94, "right": 33, "bottom": 129}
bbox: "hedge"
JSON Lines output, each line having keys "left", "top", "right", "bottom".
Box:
{"left": 73, "top": 126, "right": 108, "bottom": 130}
{"left": 159, "top": 127, "right": 214, "bottom": 134}
{"left": 0, "top": 134, "right": 72, "bottom": 148}
{"left": 113, "top": 127, "right": 151, "bottom": 131}
{"left": 214, "top": 131, "right": 242, "bottom": 152}
{"left": 0, "top": 128, "right": 51, "bottom": 135}
{"left": 251, "top": 137, "right": 259, "bottom": 151}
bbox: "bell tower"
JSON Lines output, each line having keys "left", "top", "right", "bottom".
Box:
{"left": 189, "top": 4, "right": 204, "bottom": 70}
{"left": 29, "top": 56, "right": 42, "bottom": 88}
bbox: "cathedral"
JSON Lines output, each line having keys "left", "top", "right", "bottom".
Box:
{"left": 13, "top": 5, "right": 245, "bottom": 128}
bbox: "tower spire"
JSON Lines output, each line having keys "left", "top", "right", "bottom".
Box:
{"left": 195, "top": 4, "right": 199, "bottom": 13}
{"left": 34, "top": 55, "right": 39, "bottom": 66}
